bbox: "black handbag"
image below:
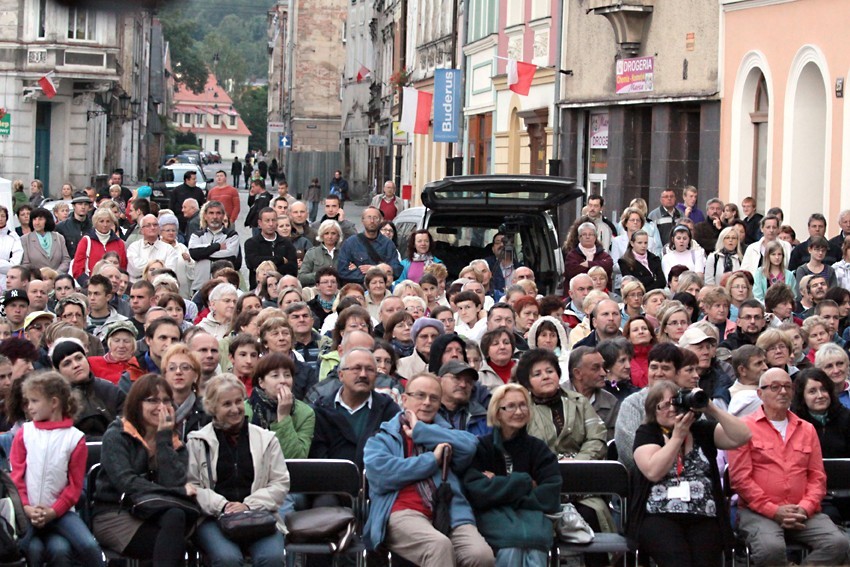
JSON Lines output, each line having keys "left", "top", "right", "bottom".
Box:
{"left": 431, "top": 445, "right": 453, "bottom": 536}
{"left": 284, "top": 506, "right": 356, "bottom": 552}
{"left": 218, "top": 509, "right": 278, "bottom": 544}
{"left": 204, "top": 443, "right": 278, "bottom": 543}
{"left": 122, "top": 490, "right": 201, "bottom": 522}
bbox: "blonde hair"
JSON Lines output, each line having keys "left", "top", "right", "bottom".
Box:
{"left": 202, "top": 374, "right": 247, "bottom": 416}
{"left": 91, "top": 207, "right": 118, "bottom": 231}
{"left": 487, "top": 384, "right": 532, "bottom": 427}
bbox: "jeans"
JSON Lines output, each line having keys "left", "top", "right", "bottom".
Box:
{"left": 21, "top": 510, "right": 105, "bottom": 567}
{"left": 195, "top": 517, "right": 285, "bottom": 567}
{"left": 495, "top": 548, "right": 548, "bottom": 567}
{"left": 308, "top": 201, "right": 320, "bottom": 223}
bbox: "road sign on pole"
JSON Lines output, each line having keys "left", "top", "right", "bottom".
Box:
{"left": 279, "top": 134, "right": 292, "bottom": 149}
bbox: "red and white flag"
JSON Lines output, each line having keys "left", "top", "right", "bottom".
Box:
{"left": 507, "top": 59, "right": 535, "bottom": 96}
{"left": 356, "top": 64, "right": 371, "bottom": 83}
{"left": 38, "top": 72, "right": 57, "bottom": 99}
{"left": 400, "top": 87, "right": 433, "bottom": 135}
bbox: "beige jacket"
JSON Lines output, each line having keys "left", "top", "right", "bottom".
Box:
{"left": 527, "top": 390, "right": 607, "bottom": 460}
{"left": 187, "top": 422, "right": 290, "bottom": 533}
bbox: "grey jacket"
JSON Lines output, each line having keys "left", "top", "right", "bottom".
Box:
{"left": 20, "top": 231, "right": 71, "bottom": 273}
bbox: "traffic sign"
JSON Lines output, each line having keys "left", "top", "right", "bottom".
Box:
{"left": 279, "top": 134, "right": 292, "bottom": 149}
{"left": 268, "top": 121, "right": 286, "bottom": 132}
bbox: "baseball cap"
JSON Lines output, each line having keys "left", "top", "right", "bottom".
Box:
{"left": 2, "top": 289, "right": 29, "bottom": 306}
{"left": 678, "top": 327, "right": 717, "bottom": 348}
{"left": 24, "top": 311, "right": 55, "bottom": 330}
{"left": 438, "top": 360, "right": 478, "bottom": 381}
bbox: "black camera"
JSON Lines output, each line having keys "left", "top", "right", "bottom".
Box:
{"left": 672, "top": 389, "right": 708, "bottom": 413}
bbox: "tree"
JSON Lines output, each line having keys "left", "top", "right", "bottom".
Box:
{"left": 161, "top": 13, "right": 208, "bottom": 93}
{"left": 234, "top": 86, "right": 269, "bottom": 151}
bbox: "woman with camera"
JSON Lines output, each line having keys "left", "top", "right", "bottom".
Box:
{"left": 629, "top": 380, "right": 751, "bottom": 567}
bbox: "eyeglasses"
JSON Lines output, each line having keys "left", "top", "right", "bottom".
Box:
{"left": 142, "top": 397, "right": 173, "bottom": 406}
{"left": 499, "top": 403, "right": 529, "bottom": 414}
{"left": 760, "top": 383, "right": 794, "bottom": 393}
{"left": 406, "top": 391, "right": 441, "bottom": 404}
{"left": 340, "top": 365, "right": 377, "bottom": 376}
{"left": 730, "top": 285, "right": 749, "bottom": 291}
{"left": 765, "top": 343, "right": 789, "bottom": 352}
{"left": 167, "top": 364, "right": 194, "bottom": 374}
{"left": 626, "top": 292, "right": 644, "bottom": 299}
{"left": 656, "top": 400, "right": 675, "bottom": 412}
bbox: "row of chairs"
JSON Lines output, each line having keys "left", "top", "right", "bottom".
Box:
{"left": 80, "top": 440, "right": 634, "bottom": 567}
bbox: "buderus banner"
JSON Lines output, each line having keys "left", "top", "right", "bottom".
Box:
{"left": 433, "top": 69, "right": 461, "bottom": 143}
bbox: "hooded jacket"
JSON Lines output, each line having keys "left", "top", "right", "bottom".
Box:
{"left": 187, "top": 421, "right": 290, "bottom": 532}
{"left": 427, "top": 333, "right": 469, "bottom": 374}
{"left": 362, "top": 413, "right": 479, "bottom": 550}
{"left": 72, "top": 374, "right": 125, "bottom": 440}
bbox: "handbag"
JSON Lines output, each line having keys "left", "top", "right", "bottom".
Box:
{"left": 431, "top": 445, "right": 453, "bottom": 536}
{"left": 204, "top": 443, "right": 278, "bottom": 544}
{"left": 218, "top": 509, "right": 278, "bottom": 544}
{"left": 122, "top": 489, "right": 201, "bottom": 522}
{"left": 546, "top": 503, "right": 595, "bottom": 544}
{"left": 284, "top": 506, "right": 356, "bottom": 552}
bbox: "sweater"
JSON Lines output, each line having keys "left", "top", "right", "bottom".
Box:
{"left": 464, "top": 428, "right": 560, "bottom": 551}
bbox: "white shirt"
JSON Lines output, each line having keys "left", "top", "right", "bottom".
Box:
{"left": 126, "top": 238, "right": 178, "bottom": 281}
{"left": 334, "top": 390, "right": 373, "bottom": 414}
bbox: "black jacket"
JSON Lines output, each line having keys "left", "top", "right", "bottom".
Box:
{"left": 231, "top": 160, "right": 243, "bottom": 176}
{"left": 244, "top": 233, "right": 297, "bottom": 288}
{"left": 789, "top": 237, "right": 842, "bottom": 272}
{"left": 742, "top": 213, "right": 763, "bottom": 246}
{"left": 176, "top": 396, "right": 211, "bottom": 444}
{"left": 795, "top": 403, "right": 850, "bottom": 458}
{"left": 245, "top": 191, "right": 274, "bottom": 228}
{"left": 618, "top": 253, "right": 665, "bottom": 291}
{"left": 56, "top": 215, "right": 93, "bottom": 258}
{"left": 169, "top": 183, "right": 207, "bottom": 233}
{"left": 719, "top": 327, "right": 761, "bottom": 351}
{"left": 73, "top": 375, "right": 126, "bottom": 441}
{"left": 309, "top": 388, "right": 399, "bottom": 469}
{"left": 693, "top": 219, "right": 723, "bottom": 253}
{"left": 93, "top": 418, "right": 189, "bottom": 514}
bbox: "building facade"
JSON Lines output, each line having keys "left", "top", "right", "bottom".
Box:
{"left": 719, "top": 0, "right": 850, "bottom": 232}
{"left": 172, "top": 75, "right": 251, "bottom": 162}
{"left": 553, "top": 0, "right": 721, "bottom": 216}
{"left": 0, "top": 0, "right": 163, "bottom": 193}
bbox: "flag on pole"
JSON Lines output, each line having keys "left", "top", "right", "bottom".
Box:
{"left": 38, "top": 72, "right": 57, "bottom": 99}
{"left": 400, "top": 87, "right": 433, "bottom": 135}
{"left": 356, "top": 64, "right": 371, "bottom": 83}
{"left": 506, "top": 59, "right": 535, "bottom": 96}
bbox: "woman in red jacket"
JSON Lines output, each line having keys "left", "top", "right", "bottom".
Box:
{"left": 562, "top": 218, "right": 613, "bottom": 290}
{"left": 72, "top": 207, "right": 127, "bottom": 286}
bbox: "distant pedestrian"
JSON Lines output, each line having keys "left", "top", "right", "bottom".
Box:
{"left": 268, "top": 158, "right": 279, "bottom": 186}
{"left": 258, "top": 159, "right": 268, "bottom": 182}
{"left": 243, "top": 160, "right": 253, "bottom": 189}
{"left": 231, "top": 156, "right": 242, "bottom": 188}
{"left": 329, "top": 170, "right": 349, "bottom": 207}
{"left": 305, "top": 177, "right": 322, "bottom": 222}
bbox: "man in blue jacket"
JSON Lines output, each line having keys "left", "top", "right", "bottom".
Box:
{"left": 436, "top": 361, "right": 491, "bottom": 437}
{"left": 337, "top": 207, "right": 402, "bottom": 284}
{"left": 363, "top": 372, "right": 494, "bottom": 567}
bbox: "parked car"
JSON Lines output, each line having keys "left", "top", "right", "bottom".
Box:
{"left": 150, "top": 164, "right": 210, "bottom": 209}
{"left": 392, "top": 175, "right": 583, "bottom": 296}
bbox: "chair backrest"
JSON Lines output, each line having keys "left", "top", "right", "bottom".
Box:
{"left": 823, "top": 458, "right": 850, "bottom": 497}
{"left": 286, "top": 459, "right": 361, "bottom": 505}
{"left": 559, "top": 460, "right": 629, "bottom": 499}
{"left": 85, "top": 441, "right": 102, "bottom": 473}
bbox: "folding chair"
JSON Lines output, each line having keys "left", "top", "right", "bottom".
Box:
{"left": 283, "top": 459, "right": 366, "bottom": 567}
{"left": 554, "top": 460, "right": 635, "bottom": 567}
{"left": 85, "top": 441, "right": 102, "bottom": 473}
{"left": 724, "top": 465, "right": 808, "bottom": 566}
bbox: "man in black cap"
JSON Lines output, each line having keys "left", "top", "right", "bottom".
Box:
{"left": 437, "top": 360, "right": 490, "bottom": 436}
{"left": 1, "top": 289, "right": 29, "bottom": 337}
{"left": 56, "top": 192, "right": 93, "bottom": 258}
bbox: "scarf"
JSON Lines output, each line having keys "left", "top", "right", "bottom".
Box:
{"left": 411, "top": 253, "right": 434, "bottom": 266}
{"left": 318, "top": 295, "right": 336, "bottom": 312}
{"left": 174, "top": 392, "right": 197, "bottom": 428}
{"left": 532, "top": 393, "right": 565, "bottom": 435}
{"left": 578, "top": 243, "right": 596, "bottom": 261}
{"left": 248, "top": 387, "right": 278, "bottom": 429}
{"left": 213, "top": 416, "right": 245, "bottom": 437}
{"left": 36, "top": 232, "right": 52, "bottom": 255}
{"left": 809, "top": 411, "right": 828, "bottom": 426}
{"left": 391, "top": 338, "right": 414, "bottom": 358}
{"left": 720, "top": 250, "right": 735, "bottom": 274}
{"left": 95, "top": 230, "right": 111, "bottom": 246}
{"left": 633, "top": 251, "right": 650, "bottom": 271}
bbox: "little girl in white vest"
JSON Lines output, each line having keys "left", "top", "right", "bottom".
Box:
{"left": 9, "top": 371, "right": 105, "bottom": 566}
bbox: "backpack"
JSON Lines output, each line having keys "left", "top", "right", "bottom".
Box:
{"left": 0, "top": 464, "right": 27, "bottom": 564}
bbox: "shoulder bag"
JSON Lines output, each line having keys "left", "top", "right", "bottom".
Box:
{"left": 204, "top": 443, "right": 277, "bottom": 543}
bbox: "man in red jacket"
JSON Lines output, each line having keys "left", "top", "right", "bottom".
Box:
{"left": 207, "top": 171, "right": 240, "bottom": 225}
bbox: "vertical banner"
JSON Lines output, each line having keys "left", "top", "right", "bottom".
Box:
{"left": 433, "top": 69, "right": 461, "bottom": 143}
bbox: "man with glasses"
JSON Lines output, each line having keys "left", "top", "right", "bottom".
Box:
{"left": 728, "top": 368, "right": 849, "bottom": 566}
{"left": 308, "top": 267, "right": 340, "bottom": 330}
{"left": 721, "top": 299, "right": 768, "bottom": 350}
{"left": 309, "top": 346, "right": 399, "bottom": 469}
{"left": 363, "top": 372, "right": 495, "bottom": 567}
{"left": 126, "top": 214, "right": 178, "bottom": 282}
{"left": 337, "top": 206, "right": 403, "bottom": 284}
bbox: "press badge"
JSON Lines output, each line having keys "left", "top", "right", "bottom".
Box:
{"left": 667, "top": 481, "right": 691, "bottom": 501}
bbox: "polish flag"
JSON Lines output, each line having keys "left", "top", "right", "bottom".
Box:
{"left": 38, "top": 72, "right": 57, "bottom": 99}
{"left": 400, "top": 87, "right": 432, "bottom": 135}
{"left": 356, "top": 65, "right": 371, "bottom": 83}
{"left": 507, "top": 59, "right": 535, "bottom": 96}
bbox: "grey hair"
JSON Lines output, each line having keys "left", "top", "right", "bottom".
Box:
{"left": 202, "top": 374, "right": 247, "bottom": 416}
{"left": 339, "top": 346, "right": 377, "bottom": 369}
{"left": 316, "top": 219, "right": 343, "bottom": 242}
{"left": 209, "top": 283, "right": 238, "bottom": 303}
{"left": 578, "top": 222, "right": 596, "bottom": 235}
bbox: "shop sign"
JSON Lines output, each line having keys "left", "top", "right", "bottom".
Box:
{"left": 616, "top": 56, "right": 654, "bottom": 95}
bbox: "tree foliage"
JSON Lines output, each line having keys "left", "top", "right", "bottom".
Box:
{"left": 235, "top": 86, "right": 269, "bottom": 151}
{"left": 161, "top": 16, "right": 208, "bottom": 94}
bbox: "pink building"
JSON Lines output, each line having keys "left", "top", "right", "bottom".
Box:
{"left": 720, "top": 0, "right": 850, "bottom": 233}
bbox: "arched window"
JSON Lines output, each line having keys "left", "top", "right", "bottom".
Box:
{"left": 750, "top": 76, "right": 768, "bottom": 214}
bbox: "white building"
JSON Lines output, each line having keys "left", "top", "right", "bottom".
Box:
{"left": 173, "top": 75, "right": 251, "bottom": 162}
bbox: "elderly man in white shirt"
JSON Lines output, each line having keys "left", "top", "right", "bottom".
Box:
{"left": 126, "top": 214, "right": 178, "bottom": 282}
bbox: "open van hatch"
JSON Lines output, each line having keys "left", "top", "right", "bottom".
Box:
{"left": 421, "top": 175, "right": 583, "bottom": 213}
